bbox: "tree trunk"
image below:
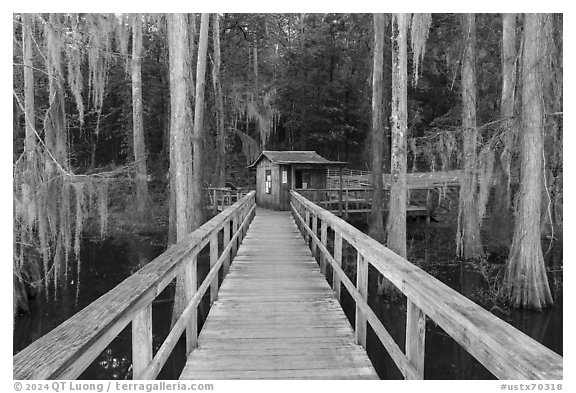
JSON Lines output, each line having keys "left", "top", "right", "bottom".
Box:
{"left": 167, "top": 13, "right": 191, "bottom": 240}
{"left": 456, "top": 14, "right": 484, "bottom": 259}
{"left": 44, "top": 14, "right": 68, "bottom": 172}
{"left": 131, "top": 14, "right": 149, "bottom": 218}
{"left": 386, "top": 13, "right": 408, "bottom": 258}
{"left": 191, "top": 13, "right": 210, "bottom": 229}
{"left": 500, "top": 13, "right": 553, "bottom": 311}
{"left": 369, "top": 13, "right": 386, "bottom": 244}
{"left": 167, "top": 13, "right": 193, "bottom": 326}
{"left": 22, "top": 13, "right": 35, "bottom": 161}
{"left": 212, "top": 13, "right": 226, "bottom": 188}
{"left": 491, "top": 13, "right": 516, "bottom": 246}
{"left": 253, "top": 43, "right": 259, "bottom": 90}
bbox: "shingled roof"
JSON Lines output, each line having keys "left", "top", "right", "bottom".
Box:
{"left": 248, "top": 151, "right": 346, "bottom": 168}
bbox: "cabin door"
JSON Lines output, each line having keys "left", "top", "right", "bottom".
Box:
{"left": 279, "top": 166, "right": 291, "bottom": 210}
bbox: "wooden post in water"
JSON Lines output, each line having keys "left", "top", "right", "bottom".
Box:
{"left": 333, "top": 232, "right": 342, "bottom": 301}
{"left": 356, "top": 252, "right": 368, "bottom": 348}
{"left": 320, "top": 221, "right": 327, "bottom": 275}
{"left": 406, "top": 300, "right": 426, "bottom": 379}
{"left": 184, "top": 257, "right": 197, "bottom": 354}
{"left": 210, "top": 235, "right": 218, "bottom": 304}
{"left": 132, "top": 305, "right": 152, "bottom": 379}
{"left": 223, "top": 219, "right": 231, "bottom": 275}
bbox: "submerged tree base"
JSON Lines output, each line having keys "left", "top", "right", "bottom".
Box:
{"left": 499, "top": 239, "right": 554, "bottom": 311}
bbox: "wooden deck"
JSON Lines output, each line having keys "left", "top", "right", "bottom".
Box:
{"left": 180, "top": 208, "right": 378, "bottom": 380}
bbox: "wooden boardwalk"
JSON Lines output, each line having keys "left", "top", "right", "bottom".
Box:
{"left": 180, "top": 208, "right": 378, "bottom": 380}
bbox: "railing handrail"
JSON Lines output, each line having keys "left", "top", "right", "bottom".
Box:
{"left": 290, "top": 190, "right": 562, "bottom": 380}
{"left": 14, "top": 191, "right": 256, "bottom": 380}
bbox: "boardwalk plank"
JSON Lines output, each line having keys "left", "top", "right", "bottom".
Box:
{"left": 180, "top": 208, "right": 378, "bottom": 380}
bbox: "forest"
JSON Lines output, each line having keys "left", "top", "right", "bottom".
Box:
{"left": 13, "top": 13, "right": 562, "bottom": 378}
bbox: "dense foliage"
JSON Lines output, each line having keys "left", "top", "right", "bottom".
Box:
{"left": 13, "top": 13, "right": 562, "bottom": 313}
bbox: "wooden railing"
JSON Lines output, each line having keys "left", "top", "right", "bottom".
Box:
{"left": 206, "top": 187, "right": 252, "bottom": 214}
{"left": 326, "top": 169, "right": 462, "bottom": 190}
{"left": 297, "top": 188, "right": 428, "bottom": 219}
{"left": 290, "top": 190, "right": 562, "bottom": 380}
{"left": 13, "top": 191, "right": 256, "bottom": 380}
{"left": 297, "top": 187, "right": 369, "bottom": 216}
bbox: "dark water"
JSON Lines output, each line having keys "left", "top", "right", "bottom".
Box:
{"left": 13, "top": 235, "right": 216, "bottom": 380}
{"left": 13, "top": 221, "right": 562, "bottom": 380}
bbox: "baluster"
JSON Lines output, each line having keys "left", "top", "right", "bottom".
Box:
{"left": 210, "top": 235, "right": 218, "bottom": 304}
{"left": 333, "top": 232, "right": 342, "bottom": 301}
{"left": 320, "top": 221, "right": 327, "bottom": 275}
{"left": 184, "top": 256, "right": 197, "bottom": 354}
{"left": 406, "top": 300, "right": 426, "bottom": 379}
{"left": 132, "top": 304, "right": 152, "bottom": 379}
{"left": 356, "top": 252, "right": 368, "bottom": 347}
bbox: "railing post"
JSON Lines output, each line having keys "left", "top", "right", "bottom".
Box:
{"left": 333, "top": 232, "right": 342, "bottom": 301}
{"left": 185, "top": 256, "right": 197, "bottom": 354}
{"left": 213, "top": 189, "right": 218, "bottom": 214}
{"left": 132, "top": 304, "right": 152, "bottom": 379}
{"left": 355, "top": 252, "right": 368, "bottom": 348}
{"left": 223, "top": 218, "right": 231, "bottom": 275}
{"left": 304, "top": 210, "right": 310, "bottom": 244}
{"left": 406, "top": 300, "right": 426, "bottom": 379}
{"left": 345, "top": 189, "right": 349, "bottom": 219}
{"left": 425, "top": 188, "right": 431, "bottom": 223}
{"left": 311, "top": 213, "right": 318, "bottom": 257}
{"left": 210, "top": 234, "right": 218, "bottom": 304}
{"left": 320, "top": 220, "right": 327, "bottom": 275}
{"left": 339, "top": 167, "right": 343, "bottom": 216}
{"left": 232, "top": 214, "right": 238, "bottom": 259}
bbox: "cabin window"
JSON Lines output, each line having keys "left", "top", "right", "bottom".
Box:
{"left": 265, "top": 170, "right": 272, "bottom": 194}
{"left": 282, "top": 170, "right": 288, "bottom": 184}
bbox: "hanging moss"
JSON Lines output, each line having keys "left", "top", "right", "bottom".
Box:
{"left": 13, "top": 13, "right": 127, "bottom": 313}
{"left": 228, "top": 127, "right": 260, "bottom": 164}
{"left": 409, "top": 13, "right": 432, "bottom": 86}
{"left": 231, "top": 85, "right": 280, "bottom": 149}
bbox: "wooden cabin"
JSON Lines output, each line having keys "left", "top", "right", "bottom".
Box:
{"left": 248, "top": 151, "right": 346, "bottom": 210}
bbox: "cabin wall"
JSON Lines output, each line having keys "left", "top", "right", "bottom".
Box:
{"left": 310, "top": 169, "right": 327, "bottom": 189}
{"left": 295, "top": 168, "right": 327, "bottom": 189}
